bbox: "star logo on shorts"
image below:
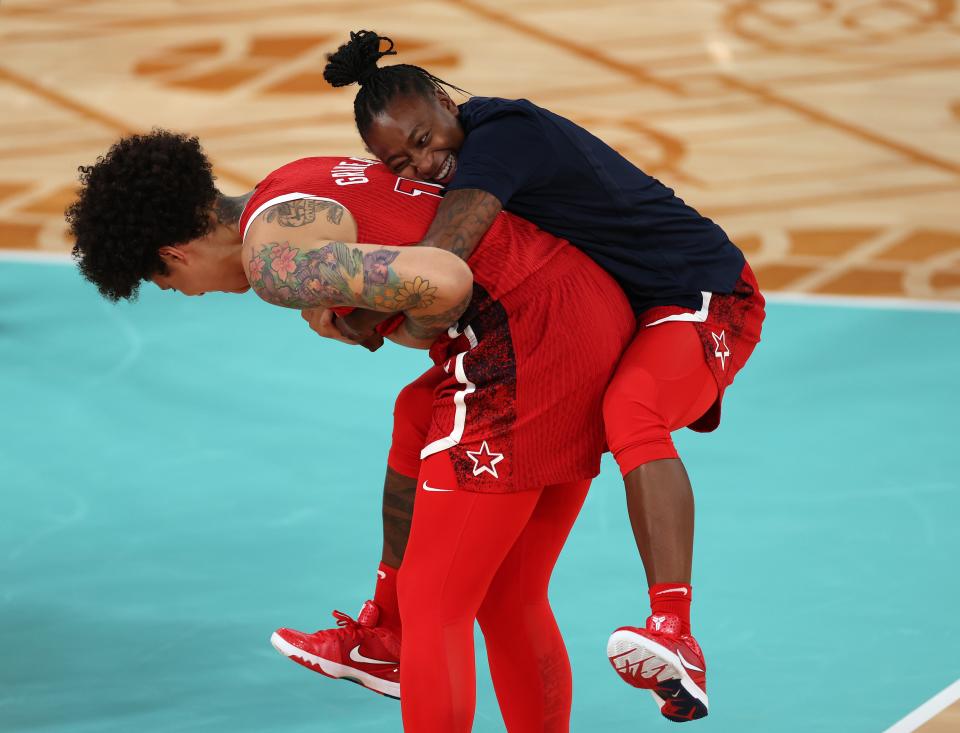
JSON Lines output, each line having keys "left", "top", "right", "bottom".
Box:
{"left": 711, "top": 330, "right": 730, "bottom": 370}
{"left": 465, "top": 441, "right": 504, "bottom": 478}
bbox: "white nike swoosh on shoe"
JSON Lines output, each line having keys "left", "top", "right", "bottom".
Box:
{"left": 348, "top": 645, "right": 397, "bottom": 666}
{"left": 677, "top": 649, "right": 704, "bottom": 673}
{"left": 422, "top": 481, "right": 453, "bottom": 492}
{"left": 655, "top": 587, "right": 688, "bottom": 596}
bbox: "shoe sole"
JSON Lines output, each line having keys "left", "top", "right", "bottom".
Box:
{"left": 270, "top": 632, "right": 401, "bottom": 700}
{"left": 607, "top": 629, "right": 708, "bottom": 722}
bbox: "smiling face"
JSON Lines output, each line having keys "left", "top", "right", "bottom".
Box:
{"left": 363, "top": 89, "right": 465, "bottom": 185}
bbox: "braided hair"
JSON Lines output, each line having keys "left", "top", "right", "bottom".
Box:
{"left": 324, "top": 30, "right": 468, "bottom": 137}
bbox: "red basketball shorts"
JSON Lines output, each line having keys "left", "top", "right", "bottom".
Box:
{"left": 603, "top": 262, "right": 765, "bottom": 475}
{"left": 391, "top": 246, "right": 634, "bottom": 493}
{"left": 391, "top": 262, "right": 764, "bottom": 483}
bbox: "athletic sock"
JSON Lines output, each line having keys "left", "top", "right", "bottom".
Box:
{"left": 373, "top": 562, "right": 401, "bottom": 635}
{"left": 649, "top": 583, "right": 692, "bottom": 635}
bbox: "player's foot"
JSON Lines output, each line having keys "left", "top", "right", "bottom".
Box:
{"left": 271, "top": 600, "right": 401, "bottom": 699}
{"left": 607, "top": 613, "right": 708, "bottom": 722}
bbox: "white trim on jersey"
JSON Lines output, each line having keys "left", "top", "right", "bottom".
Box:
{"left": 420, "top": 324, "right": 479, "bottom": 459}
{"left": 645, "top": 291, "right": 712, "bottom": 327}
{"left": 240, "top": 192, "right": 347, "bottom": 241}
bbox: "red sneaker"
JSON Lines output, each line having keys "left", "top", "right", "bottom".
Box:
{"left": 607, "top": 613, "right": 708, "bottom": 722}
{"left": 271, "top": 600, "right": 401, "bottom": 699}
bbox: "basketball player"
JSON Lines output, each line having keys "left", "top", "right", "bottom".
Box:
{"left": 66, "top": 130, "right": 635, "bottom": 731}
{"left": 277, "top": 30, "right": 766, "bottom": 723}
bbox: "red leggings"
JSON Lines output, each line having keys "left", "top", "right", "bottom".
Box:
{"left": 398, "top": 451, "right": 588, "bottom": 732}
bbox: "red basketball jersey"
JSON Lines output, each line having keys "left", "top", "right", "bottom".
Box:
{"left": 239, "top": 157, "right": 571, "bottom": 303}
{"left": 239, "top": 157, "right": 635, "bottom": 492}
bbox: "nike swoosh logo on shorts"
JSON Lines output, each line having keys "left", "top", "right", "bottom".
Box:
{"left": 348, "top": 645, "right": 396, "bottom": 666}
{"left": 422, "top": 481, "right": 453, "bottom": 492}
{"left": 677, "top": 649, "right": 704, "bottom": 673}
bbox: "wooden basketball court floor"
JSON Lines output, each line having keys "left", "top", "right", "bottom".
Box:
{"left": 1, "top": 2, "right": 958, "bottom": 731}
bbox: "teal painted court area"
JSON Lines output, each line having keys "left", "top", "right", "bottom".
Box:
{"left": 2, "top": 261, "right": 957, "bottom": 733}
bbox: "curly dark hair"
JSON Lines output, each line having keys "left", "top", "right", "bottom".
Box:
{"left": 66, "top": 130, "right": 218, "bottom": 301}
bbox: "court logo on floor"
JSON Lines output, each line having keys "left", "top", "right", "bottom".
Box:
{"left": 134, "top": 35, "right": 460, "bottom": 95}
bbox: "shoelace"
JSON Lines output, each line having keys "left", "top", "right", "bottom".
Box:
{"left": 308, "top": 609, "right": 363, "bottom": 641}
{"left": 332, "top": 609, "right": 360, "bottom": 629}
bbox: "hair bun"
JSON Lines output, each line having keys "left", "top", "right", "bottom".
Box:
{"left": 324, "top": 30, "right": 397, "bottom": 88}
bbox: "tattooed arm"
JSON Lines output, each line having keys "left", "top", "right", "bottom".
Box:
{"left": 246, "top": 196, "right": 386, "bottom": 348}
{"left": 243, "top": 237, "right": 472, "bottom": 347}
{"left": 261, "top": 197, "right": 349, "bottom": 228}
{"left": 338, "top": 188, "right": 501, "bottom": 339}
{"left": 419, "top": 188, "right": 503, "bottom": 260}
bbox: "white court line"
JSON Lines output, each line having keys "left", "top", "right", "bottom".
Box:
{"left": 2, "top": 249, "right": 960, "bottom": 313}
{"left": 882, "top": 679, "right": 960, "bottom": 733}
{"left": 765, "top": 291, "right": 960, "bottom": 313}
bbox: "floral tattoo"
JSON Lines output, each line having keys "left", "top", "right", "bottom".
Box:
{"left": 248, "top": 241, "right": 436, "bottom": 316}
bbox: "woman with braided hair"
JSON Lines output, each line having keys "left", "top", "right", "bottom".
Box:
{"left": 274, "top": 29, "right": 766, "bottom": 729}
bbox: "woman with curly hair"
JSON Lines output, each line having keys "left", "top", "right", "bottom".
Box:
{"left": 67, "top": 131, "right": 240, "bottom": 300}
{"left": 67, "top": 129, "right": 636, "bottom": 732}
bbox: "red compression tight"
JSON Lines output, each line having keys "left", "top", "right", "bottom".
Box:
{"left": 398, "top": 452, "right": 589, "bottom": 733}
{"left": 603, "top": 321, "right": 718, "bottom": 474}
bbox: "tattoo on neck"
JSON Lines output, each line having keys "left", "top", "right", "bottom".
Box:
{"left": 215, "top": 192, "right": 253, "bottom": 226}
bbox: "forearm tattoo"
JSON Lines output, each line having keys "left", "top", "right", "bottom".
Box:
{"left": 403, "top": 290, "right": 472, "bottom": 340}
{"left": 422, "top": 188, "right": 502, "bottom": 260}
{"left": 249, "top": 240, "right": 401, "bottom": 308}
{"left": 250, "top": 240, "right": 472, "bottom": 340}
{"left": 264, "top": 199, "right": 344, "bottom": 227}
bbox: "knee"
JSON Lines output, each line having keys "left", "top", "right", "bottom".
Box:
{"left": 602, "top": 369, "right": 677, "bottom": 474}
{"left": 396, "top": 565, "right": 426, "bottom": 630}
{"left": 476, "top": 593, "right": 511, "bottom": 633}
{"left": 397, "top": 563, "right": 447, "bottom": 618}
{"left": 476, "top": 581, "right": 547, "bottom": 634}
{"left": 602, "top": 369, "right": 665, "bottom": 446}
{"left": 396, "top": 564, "right": 421, "bottom": 615}
{"left": 399, "top": 564, "right": 478, "bottom": 639}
